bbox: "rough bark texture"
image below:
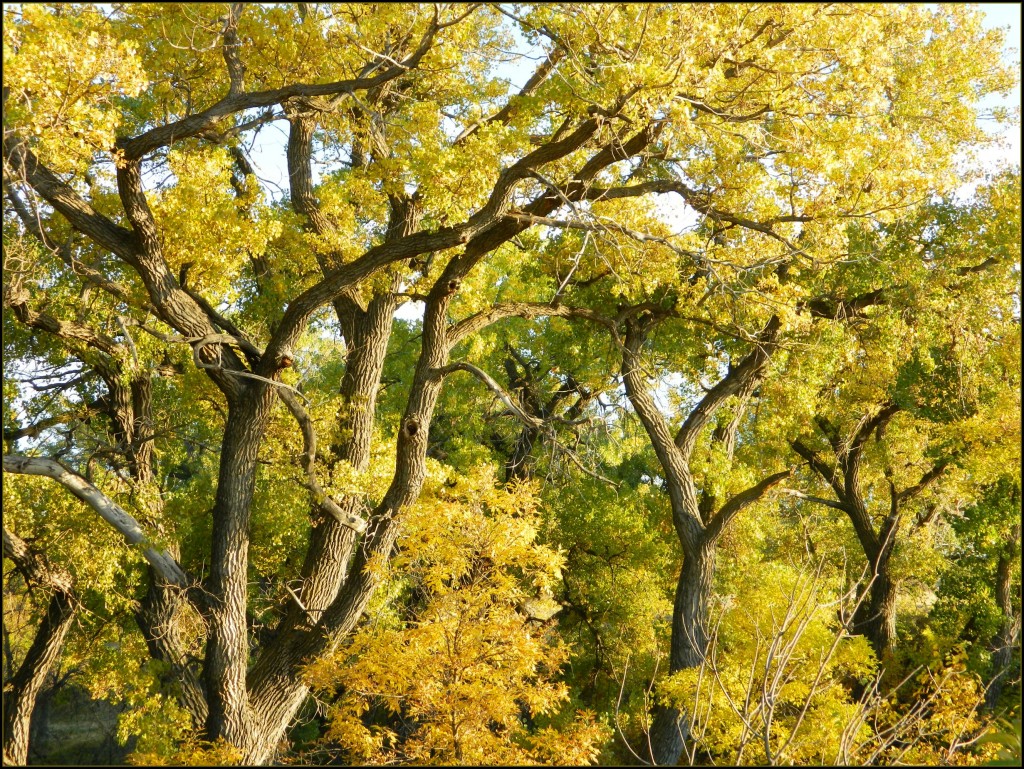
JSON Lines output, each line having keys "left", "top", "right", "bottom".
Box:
{"left": 648, "top": 542, "right": 717, "bottom": 765}
{"left": 4, "top": 29, "right": 686, "bottom": 761}
{"left": 202, "top": 387, "right": 276, "bottom": 744}
{"left": 137, "top": 573, "right": 209, "bottom": 726}
{"left": 853, "top": 553, "right": 898, "bottom": 659}
{"left": 1, "top": 530, "right": 78, "bottom": 766}
{"left": 228, "top": 116, "right": 421, "bottom": 760}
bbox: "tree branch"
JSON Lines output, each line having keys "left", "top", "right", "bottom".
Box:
{"left": 705, "top": 469, "right": 792, "bottom": 543}
{"left": 447, "top": 301, "right": 617, "bottom": 349}
{"left": 454, "top": 48, "right": 565, "bottom": 145}
{"left": 116, "top": 9, "right": 445, "bottom": 160}
{"left": 779, "top": 488, "right": 850, "bottom": 513}
{"left": 276, "top": 390, "right": 367, "bottom": 533}
{"left": 674, "top": 315, "right": 781, "bottom": 462}
{"left": 437, "top": 362, "right": 544, "bottom": 429}
{"left": 790, "top": 439, "right": 845, "bottom": 501}
{"left": 2, "top": 526, "right": 74, "bottom": 595}
{"left": 3, "top": 138, "right": 140, "bottom": 264}
{"left": 2, "top": 455, "right": 188, "bottom": 586}
{"left": 897, "top": 457, "right": 953, "bottom": 504}
{"left": 5, "top": 291, "right": 121, "bottom": 357}
{"left": 221, "top": 3, "right": 247, "bottom": 96}
{"left": 846, "top": 402, "right": 901, "bottom": 466}
{"left": 262, "top": 115, "right": 609, "bottom": 371}
{"left": 3, "top": 179, "right": 148, "bottom": 311}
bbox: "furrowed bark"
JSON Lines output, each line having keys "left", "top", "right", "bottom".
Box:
{"left": 1, "top": 529, "right": 78, "bottom": 766}
{"left": 649, "top": 542, "right": 716, "bottom": 766}
{"left": 1, "top": 277, "right": 205, "bottom": 728}
{"left": 243, "top": 262, "right": 459, "bottom": 765}
{"left": 239, "top": 121, "right": 414, "bottom": 757}
{"left": 9, "top": 68, "right": 668, "bottom": 761}
{"left": 137, "top": 571, "right": 209, "bottom": 726}
{"left": 202, "top": 384, "right": 276, "bottom": 743}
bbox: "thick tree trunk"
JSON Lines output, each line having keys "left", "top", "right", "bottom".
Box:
{"left": 242, "top": 281, "right": 455, "bottom": 764}
{"left": 203, "top": 387, "right": 276, "bottom": 744}
{"left": 618, "top": 317, "right": 783, "bottom": 766}
{"left": 236, "top": 120, "right": 419, "bottom": 757}
{"left": 137, "top": 570, "right": 208, "bottom": 725}
{"left": 854, "top": 550, "right": 898, "bottom": 659}
{"left": 648, "top": 541, "right": 716, "bottom": 766}
{"left": 108, "top": 372, "right": 209, "bottom": 725}
{"left": 2, "top": 590, "right": 77, "bottom": 765}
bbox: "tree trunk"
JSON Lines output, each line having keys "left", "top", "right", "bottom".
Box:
{"left": 854, "top": 550, "right": 898, "bottom": 659}
{"left": 203, "top": 386, "right": 276, "bottom": 744}
{"left": 136, "top": 570, "right": 208, "bottom": 725}
{"left": 2, "top": 590, "right": 77, "bottom": 765}
{"left": 241, "top": 281, "right": 456, "bottom": 764}
{"left": 648, "top": 540, "right": 716, "bottom": 766}
{"left": 985, "top": 526, "right": 1021, "bottom": 710}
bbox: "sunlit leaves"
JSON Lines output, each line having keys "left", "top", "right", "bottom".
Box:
{"left": 3, "top": 4, "right": 146, "bottom": 173}
{"left": 151, "top": 145, "right": 281, "bottom": 298}
{"left": 305, "top": 463, "right": 608, "bottom": 765}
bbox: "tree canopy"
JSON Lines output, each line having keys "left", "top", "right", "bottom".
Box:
{"left": 2, "top": 3, "right": 1020, "bottom": 766}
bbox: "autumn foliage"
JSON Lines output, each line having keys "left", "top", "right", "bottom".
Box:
{"left": 2, "top": 3, "right": 1020, "bottom": 767}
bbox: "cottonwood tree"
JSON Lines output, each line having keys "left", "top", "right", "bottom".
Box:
{"left": 786, "top": 174, "right": 1021, "bottom": 659}
{"left": 930, "top": 477, "right": 1022, "bottom": 713}
{"left": 2, "top": 3, "right": 1016, "bottom": 765}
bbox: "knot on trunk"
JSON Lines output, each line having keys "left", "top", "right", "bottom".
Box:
{"left": 403, "top": 418, "right": 420, "bottom": 437}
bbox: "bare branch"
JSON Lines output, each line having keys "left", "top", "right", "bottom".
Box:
{"left": 3, "top": 455, "right": 188, "bottom": 586}
{"left": 437, "top": 362, "right": 544, "bottom": 429}
{"left": 779, "top": 488, "right": 849, "bottom": 513}
{"left": 276, "top": 390, "right": 367, "bottom": 534}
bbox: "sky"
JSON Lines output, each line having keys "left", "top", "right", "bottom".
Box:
{"left": 245, "top": 4, "right": 1022, "bottom": 201}
{"left": 975, "top": 3, "right": 1021, "bottom": 168}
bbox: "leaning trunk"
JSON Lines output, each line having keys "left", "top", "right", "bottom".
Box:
{"left": 648, "top": 540, "right": 716, "bottom": 766}
{"left": 2, "top": 590, "right": 77, "bottom": 765}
